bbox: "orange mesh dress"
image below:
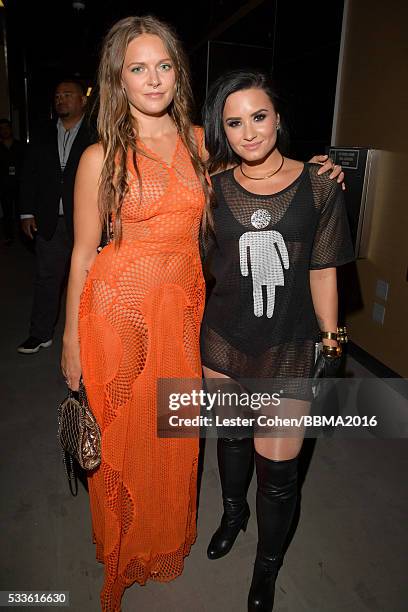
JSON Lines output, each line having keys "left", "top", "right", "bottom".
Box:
{"left": 78, "top": 127, "right": 205, "bottom": 612}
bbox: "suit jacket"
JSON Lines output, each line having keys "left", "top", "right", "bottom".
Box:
{"left": 19, "top": 118, "right": 96, "bottom": 240}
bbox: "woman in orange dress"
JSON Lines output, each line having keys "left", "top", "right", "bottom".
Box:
{"left": 61, "top": 16, "right": 211, "bottom": 611}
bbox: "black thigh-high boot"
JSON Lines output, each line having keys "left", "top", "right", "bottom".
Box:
{"left": 207, "top": 437, "right": 253, "bottom": 560}
{"left": 248, "top": 451, "right": 298, "bottom": 611}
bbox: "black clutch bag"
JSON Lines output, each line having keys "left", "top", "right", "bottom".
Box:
{"left": 312, "top": 327, "right": 347, "bottom": 398}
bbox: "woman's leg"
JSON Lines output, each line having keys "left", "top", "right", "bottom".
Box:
{"left": 203, "top": 366, "right": 254, "bottom": 559}
{"left": 248, "top": 399, "right": 309, "bottom": 611}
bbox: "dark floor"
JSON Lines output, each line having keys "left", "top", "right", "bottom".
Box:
{"left": 1, "top": 240, "right": 407, "bottom": 612}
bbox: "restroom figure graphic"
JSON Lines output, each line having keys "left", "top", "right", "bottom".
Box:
{"left": 239, "top": 209, "right": 289, "bottom": 318}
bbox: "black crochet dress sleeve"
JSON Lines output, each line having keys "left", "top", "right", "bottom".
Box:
{"left": 310, "top": 179, "right": 354, "bottom": 269}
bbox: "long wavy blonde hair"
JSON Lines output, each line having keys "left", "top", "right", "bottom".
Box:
{"left": 97, "top": 15, "right": 212, "bottom": 242}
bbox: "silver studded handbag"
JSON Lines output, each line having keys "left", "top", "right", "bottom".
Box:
{"left": 58, "top": 379, "right": 101, "bottom": 494}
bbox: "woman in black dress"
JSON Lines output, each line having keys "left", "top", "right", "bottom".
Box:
{"left": 201, "top": 70, "right": 354, "bottom": 611}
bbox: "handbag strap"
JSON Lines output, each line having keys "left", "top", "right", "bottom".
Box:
{"left": 62, "top": 451, "right": 78, "bottom": 497}
{"left": 59, "top": 386, "right": 81, "bottom": 497}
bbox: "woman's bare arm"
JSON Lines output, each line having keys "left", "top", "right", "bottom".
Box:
{"left": 310, "top": 267, "right": 339, "bottom": 347}
{"left": 61, "top": 143, "right": 104, "bottom": 390}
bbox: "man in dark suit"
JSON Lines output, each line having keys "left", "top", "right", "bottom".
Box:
{"left": 18, "top": 78, "right": 95, "bottom": 353}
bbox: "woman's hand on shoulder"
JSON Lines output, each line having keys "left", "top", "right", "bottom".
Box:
{"left": 309, "top": 154, "right": 346, "bottom": 190}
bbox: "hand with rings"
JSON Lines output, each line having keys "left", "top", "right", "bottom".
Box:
{"left": 310, "top": 154, "right": 346, "bottom": 190}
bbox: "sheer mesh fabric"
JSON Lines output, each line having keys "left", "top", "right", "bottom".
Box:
{"left": 78, "top": 127, "right": 205, "bottom": 612}
{"left": 201, "top": 164, "right": 354, "bottom": 398}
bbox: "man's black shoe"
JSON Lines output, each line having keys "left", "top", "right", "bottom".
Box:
{"left": 17, "top": 336, "right": 53, "bottom": 354}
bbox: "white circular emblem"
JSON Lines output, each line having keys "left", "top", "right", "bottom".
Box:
{"left": 251, "top": 209, "right": 271, "bottom": 229}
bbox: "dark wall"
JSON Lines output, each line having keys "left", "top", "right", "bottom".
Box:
{"left": 4, "top": 0, "right": 343, "bottom": 159}
{"left": 191, "top": 1, "right": 344, "bottom": 160}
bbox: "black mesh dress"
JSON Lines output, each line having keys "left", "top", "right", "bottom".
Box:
{"left": 200, "top": 163, "right": 354, "bottom": 400}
